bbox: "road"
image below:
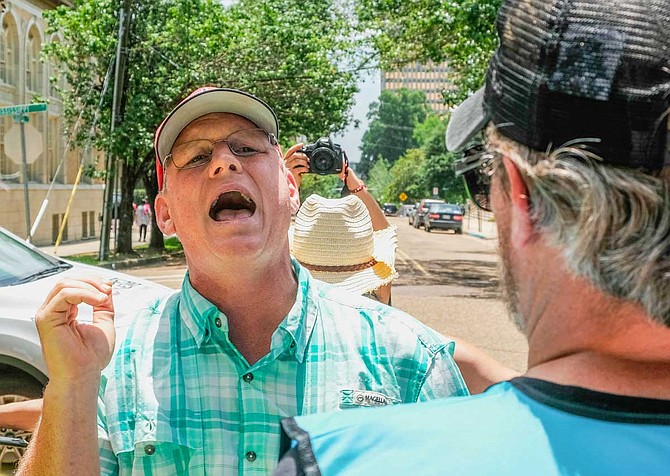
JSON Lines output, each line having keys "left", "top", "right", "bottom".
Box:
{"left": 126, "top": 216, "right": 528, "bottom": 372}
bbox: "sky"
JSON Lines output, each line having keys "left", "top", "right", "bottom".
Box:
{"left": 333, "top": 70, "right": 380, "bottom": 164}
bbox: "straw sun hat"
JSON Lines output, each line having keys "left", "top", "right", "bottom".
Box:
{"left": 290, "top": 194, "right": 398, "bottom": 295}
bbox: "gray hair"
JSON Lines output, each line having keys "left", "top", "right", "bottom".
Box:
{"left": 486, "top": 125, "right": 670, "bottom": 327}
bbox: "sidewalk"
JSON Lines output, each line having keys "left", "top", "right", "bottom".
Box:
{"left": 37, "top": 229, "right": 171, "bottom": 270}
{"left": 38, "top": 233, "right": 147, "bottom": 258}
{"left": 462, "top": 211, "right": 498, "bottom": 240}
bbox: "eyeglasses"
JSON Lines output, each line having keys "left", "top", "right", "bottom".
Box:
{"left": 165, "top": 128, "right": 277, "bottom": 170}
{"left": 455, "top": 145, "right": 500, "bottom": 212}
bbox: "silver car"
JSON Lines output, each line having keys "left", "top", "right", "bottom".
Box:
{"left": 0, "top": 227, "right": 173, "bottom": 466}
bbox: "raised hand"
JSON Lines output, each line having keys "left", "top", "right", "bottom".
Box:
{"left": 34, "top": 277, "right": 115, "bottom": 384}
{"left": 283, "top": 143, "right": 309, "bottom": 189}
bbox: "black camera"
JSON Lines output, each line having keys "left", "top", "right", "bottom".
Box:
{"left": 299, "top": 137, "right": 344, "bottom": 175}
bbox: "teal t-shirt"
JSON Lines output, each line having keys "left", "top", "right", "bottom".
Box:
{"left": 282, "top": 377, "right": 670, "bottom": 475}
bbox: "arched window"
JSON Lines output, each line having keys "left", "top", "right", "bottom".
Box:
{"left": 2, "top": 16, "right": 18, "bottom": 86}
{"left": 26, "top": 28, "right": 42, "bottom": 93}
{"left": 0, "top": 26, "right": 5, "bottom": 83}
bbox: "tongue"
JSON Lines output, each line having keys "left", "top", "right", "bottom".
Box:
{"left": 214, "top": 208, "right": 254, "bottom": 221}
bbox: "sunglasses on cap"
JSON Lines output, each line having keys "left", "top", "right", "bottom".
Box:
{"left": 455, "top": 144, "right": 500, "bottom": 212}
{"left": 164, "top": 128, "right": 278, "bottom": 170}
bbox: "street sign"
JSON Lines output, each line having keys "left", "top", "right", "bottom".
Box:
{"left": 432, "top": 187, "right": 439, "bottom": 196}
{"left": 5, "top": 123, "right": 43, "bottom": 164}
{"left": 0, "top": 103, "right": 47, "bottom": 116}
{"left": 399, "top": 192, "right": 408, "bottom": 202}
{"left": 0, "top": 103, "right": 47, "bottom": 242}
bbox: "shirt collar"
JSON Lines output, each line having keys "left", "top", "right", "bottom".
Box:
{"left": 179, "top": 273, "right": 220, "bottom": 348}
{"left": 278, "top": 258, "right": 318, "bottom": 363}
{"left": 178, "top": 259, "right": 318, "bottom": 359}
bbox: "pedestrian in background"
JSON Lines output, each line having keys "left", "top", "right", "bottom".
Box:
{"left": 285, "top": 144, "right": 396, "bottom": 303}
{"left": 290, "top": 193, "right": 397, "bottom": 304}
{"left": 135, "top": 197, "right": 151, "bottom": 242}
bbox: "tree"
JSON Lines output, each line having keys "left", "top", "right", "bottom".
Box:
{"left": 366, "top": 157, "right": 392, "bottom": 203}
{"left": 355, "top": 0, "right": 501, "bottom": 104}
{"left": 386, "top": 148, "right": 427, "bottom": 204}
{"left": 358, "top": 88, "right": 429, "bottom": 178}
{"left": 298, "top": 174, "right": 342, "bottom": 202}
{"left": 385, "top": 114, "right": 466, "bottom": 204}
{"left": 44, "top": 0, "right": 360, "bottom": 254}
{"left": 44, "top": 0, "right": 234, "bottom": 253}
{"left": 416, "top": 115, "right": 466, "bottom": 203}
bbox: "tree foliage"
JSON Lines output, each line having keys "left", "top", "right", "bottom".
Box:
{"left": 298, "top": 174, "right": 342, "bottom": 202}
{"left": 366, "top": 157, "right": 392, "bottom": 203}
{"left": 384, "top": 114, "right": 466, "bottom": 205}
{"left": 358, "top": 88, "right": 429, "bottom": 178}
{"left": 355, "top": 0, "right": 501, "bottom": 104}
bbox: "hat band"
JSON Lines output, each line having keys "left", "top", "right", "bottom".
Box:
{"left": 300, "top": 258, "right": 378, "bottom": 273}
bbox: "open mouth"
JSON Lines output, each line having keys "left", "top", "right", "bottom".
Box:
{"left": 209, "top": 191, "right": 257, "bottom": 221}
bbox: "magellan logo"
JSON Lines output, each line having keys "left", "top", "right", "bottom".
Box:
{"left": 340, "top": 389, "right": 397, "bottom": 408}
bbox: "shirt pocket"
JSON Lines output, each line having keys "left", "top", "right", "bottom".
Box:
{"left": 117, "top": 440, "right": 198, "bottom": 475}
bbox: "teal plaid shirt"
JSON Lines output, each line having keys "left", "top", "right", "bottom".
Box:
{"left": 97, "top": 259, "right": 468, "bottom": 475}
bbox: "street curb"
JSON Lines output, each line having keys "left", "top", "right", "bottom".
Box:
{"left": 466, "top": 231, "right": 497, "bottom": 240}
{"left": 77, "top": 252, "right": 186, "bottom": 270}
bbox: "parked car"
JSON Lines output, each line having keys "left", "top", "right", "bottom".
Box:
{"left": 424, "top": 203, "right": 464, "bottom": 233}
{"left": 0, "top": 227, "right": 173, "bottom": 465}
{"left": 413, "top": 198, "right": 446, "bottom": 229}
{"left": 382, "top": 203, "right": 399, "bottom": 216}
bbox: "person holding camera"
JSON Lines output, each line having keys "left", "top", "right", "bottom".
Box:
{"left": 284, "top": 140, "right": 517, "bottom": 392}
{"left": 284, "top": 141, "right": 394, "bottom": 304}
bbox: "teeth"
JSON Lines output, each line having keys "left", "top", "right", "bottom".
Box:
{"left": 240, "top": 192, "right": 252, "bottom": 203}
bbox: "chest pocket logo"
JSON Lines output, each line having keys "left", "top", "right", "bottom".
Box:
{"left": 339, "top": 389, "right": 398, "bottom": 408}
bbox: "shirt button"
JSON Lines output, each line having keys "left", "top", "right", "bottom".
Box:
{"left": 245, "top": 451, "right": 257, "bottom": 462}
{"left": 243, "top": 372, "right": 254, "bottom": 383}
{"left": 144, "top": 444, "right": 155, "bottom": 455}
{"left": 214, "top": 317, "right": 222, "bottom": 328}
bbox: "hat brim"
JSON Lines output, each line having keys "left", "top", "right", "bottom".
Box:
{"left": 292, "top": 225, "right": 398, "bottom": 296}
{"left": 156, "top": 88, "right": 279, "bottom": 164}
{"left": 310, "top": 261, "right": 397, "bottom": 296}
{"left": 445, "top": 87, "right": 489, "bottom": 153}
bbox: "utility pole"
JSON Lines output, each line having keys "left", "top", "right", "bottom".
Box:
{"left": 99, "top": 0, "right": 132, "bottom": 261}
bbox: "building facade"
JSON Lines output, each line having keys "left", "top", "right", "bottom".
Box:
{"left": 381, "top": 61, "right": 455, "bottom": 114}
{"left": 0, "top": 0, "right": 105, "bottom": 246}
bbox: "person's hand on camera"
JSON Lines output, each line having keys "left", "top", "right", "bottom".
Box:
{"left": 35, "top": 277, "right": 115, "bottom": 385}
{"left": 284, "top": 143, "right": 309, "bottom": 189}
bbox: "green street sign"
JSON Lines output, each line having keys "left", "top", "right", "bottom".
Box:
{"left": 0, "top": 103, "right": 47, "bottom": 116}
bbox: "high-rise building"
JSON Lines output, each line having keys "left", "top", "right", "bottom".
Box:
{"left": 381, "top": 61, "right": 454, "bottom": 114}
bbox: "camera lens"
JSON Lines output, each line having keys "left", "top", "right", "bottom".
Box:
{"left": 311, "top": 148, "right": 337, "bottom": 175}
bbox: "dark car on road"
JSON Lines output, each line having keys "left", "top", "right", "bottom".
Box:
{"left": 424, "top": 203, "right": 464, "bottom": 234}
{"left": 413, "top": 199, "right": 446, "bottom": 229}
{"left": 382, "top": 203, "right": 398, "bottom": 216}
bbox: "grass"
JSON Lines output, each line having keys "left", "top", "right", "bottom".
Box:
{"left": 65, "top": 236, "right": 184, "bottom": 267}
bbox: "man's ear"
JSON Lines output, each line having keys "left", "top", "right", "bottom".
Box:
{"left": 281, "top": 153, "right": 301, "bottom": 214}
{"left": 154, "top": 194, "right": 176, "bottom": 235}
{"left": 501, "top": 157, "right": 533, "bottom": 245}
